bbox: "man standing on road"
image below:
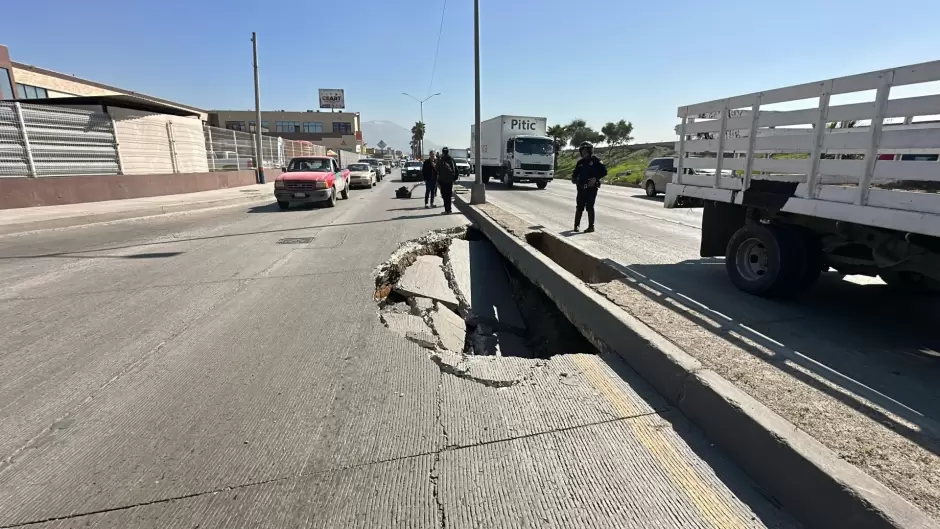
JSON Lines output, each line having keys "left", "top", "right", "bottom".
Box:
{"left": 423, "top": 151, "right": 438, "bottom": 208}
{"left": 571, "top": 141, "right": 607, "bottom": 233}
{"left": 436, "top": 147, "right": 458, "bottom": 215}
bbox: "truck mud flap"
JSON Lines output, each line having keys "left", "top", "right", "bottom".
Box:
{"left": 701, "top": 201, "right": 745, "bottom": 257}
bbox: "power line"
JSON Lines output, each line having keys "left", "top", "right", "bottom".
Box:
{"left": 427, "top": 0, "right": 448, "bottom": 97}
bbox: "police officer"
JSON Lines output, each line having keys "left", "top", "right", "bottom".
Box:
{"left": 571, "top": 141, "right": 607, "bottom": 232}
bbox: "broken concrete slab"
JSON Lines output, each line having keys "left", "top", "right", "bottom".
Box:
{"left": 408, "top": 296, "right": 435, "bottom": 316}
{"left": 380, "top": 312, "right": 431, "bottom": 338}
{"left": 394, "top": 255, "right": 458, "bottom": 310}
{"left": 447, "top": 239, "right": 526, "bottom": 331}
{"left": 429, "top": 351, "right": 520, "bottom": 388}
{"left": 431, "top": 307, "right": 467, "bottom": 353}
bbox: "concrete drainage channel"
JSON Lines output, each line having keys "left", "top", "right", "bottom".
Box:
{"left": 451, "top": 198, "right": 939, "bottom": 529}
{"left": 374, "top": 225, "right": 598, "bottom": 387}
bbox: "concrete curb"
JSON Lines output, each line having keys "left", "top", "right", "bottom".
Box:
{"left": 453, "top": 192, "right": 938, "bottom": 529}
{"left": 0, "top": 192, "right": 271, "bottom": 236}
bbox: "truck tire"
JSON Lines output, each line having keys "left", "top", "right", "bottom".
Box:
{"left": 646, "top": 181, "right": 657, "bottom": 197}
{"left": 536, "top": 181, "right": 548, "bottom": 189}
{"left": 725, "top": 224, "right": 801, "bottom": 297}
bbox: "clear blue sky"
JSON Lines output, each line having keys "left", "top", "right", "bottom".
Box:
{"left": 4, "top": 0, "right": 940, "bottom": 147}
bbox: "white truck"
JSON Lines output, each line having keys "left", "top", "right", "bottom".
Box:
{"left": 471, "top": 115, "right": 555, "bottom": 189}
{"left": 665, "top": 60, "right": 940, "bottom": 296}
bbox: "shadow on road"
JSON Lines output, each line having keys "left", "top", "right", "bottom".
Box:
{"left": 606, "top": 256, "right": 940, "bottom": 457}
{"left": 629, "top": 194, "right": 665, "bottom": 202}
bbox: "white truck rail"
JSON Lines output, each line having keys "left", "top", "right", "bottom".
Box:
{"left": 666, "top": 60, "right": 940, "bottom": 238}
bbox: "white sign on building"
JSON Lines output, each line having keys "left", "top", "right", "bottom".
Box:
{"left": 319, "top": 89, "right": 345, "bottom": 109}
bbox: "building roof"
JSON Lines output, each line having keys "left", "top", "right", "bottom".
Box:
{"left": 18, "top": 94, "right": 203, "bottom": 117}
{"left": 11, "top": 61, "right": 206, "bottom": 114}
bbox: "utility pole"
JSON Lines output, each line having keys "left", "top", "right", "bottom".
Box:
{"left": 252, "top": 32, "right": 264, "bottom": 183}
{"left": 470, "top": 0, "right": 485, "bottom": 204}
{"left": 403, "top": 92, "right": 441, "bottom": 156}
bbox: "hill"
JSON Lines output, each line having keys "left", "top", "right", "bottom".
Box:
{"left": 555, "top": 143, "right": 676, "bottom": 185}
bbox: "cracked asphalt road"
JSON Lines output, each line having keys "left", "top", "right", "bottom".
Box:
{"left": 0, "top": 173, "right": 797, "bottom": 528}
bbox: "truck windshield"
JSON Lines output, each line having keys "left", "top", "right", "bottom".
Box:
{"left": 514, "top": 138, "right": 554, "bottom": 155}
{"left": 287, "top": 158, "right": 331, "bottom": 172}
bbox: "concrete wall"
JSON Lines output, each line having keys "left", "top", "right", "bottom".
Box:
{"left": 0, "top": 170, "right": 264, "bottom": 210}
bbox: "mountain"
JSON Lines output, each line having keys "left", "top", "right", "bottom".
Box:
{"left": 361, "top": 120, "right": 442, "bottom": 153}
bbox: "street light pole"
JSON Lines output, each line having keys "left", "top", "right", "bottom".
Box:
{"left": 402, "top": 92, "right": 440, "bottom": 156}
{"left": 470, "top": 0, "right": 485, "bottom": 204}
{"left": 251, "top": 32, "right": 264, "bottom": 184}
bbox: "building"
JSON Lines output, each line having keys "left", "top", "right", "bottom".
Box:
{"left": 0, "top": 44, "right": 205, "bottom": 119}
{"left": 207, "top": 109, "right": 363, "bottom": 153}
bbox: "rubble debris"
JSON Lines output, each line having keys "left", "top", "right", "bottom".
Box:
{"left": 394, "top": 255, "right": 459, "bottom": 310}
{"left": 380, "top": 312, "right": 433, "bottom": 338}
{"left": 409, "top": 297, "right": 435, "bottom": 316}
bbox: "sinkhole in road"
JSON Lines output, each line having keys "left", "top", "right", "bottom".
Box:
{"left": 374, "top": 225, "right": 597, "bottom": 360}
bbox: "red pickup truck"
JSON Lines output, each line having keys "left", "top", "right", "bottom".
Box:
{"left": 274, "top": 156, "right": 350, "bottom": 210}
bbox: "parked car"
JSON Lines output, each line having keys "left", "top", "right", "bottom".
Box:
{"left": 643, "top": 157, "right": 731, "bottom": 197}
{"left": 402, "top": 161, "right": 424, "bottom": 182}
{"left": 347, "top": 162, "right": 376, "bottom": 188}
{"left": 360, "top": 158, "right": 385, "bottom": 181}
{"left": 274, "top": 156, "right": 350, "bottom": 209}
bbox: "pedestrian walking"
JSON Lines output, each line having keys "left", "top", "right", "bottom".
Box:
{"left": 571, "top": 141, "right": 607, "bottom": 232}
{"left": 436, "top": 147, "right": 458, "bottom": 214}
{"left": 423, "top": 151, "right": 438, "bottom": 208}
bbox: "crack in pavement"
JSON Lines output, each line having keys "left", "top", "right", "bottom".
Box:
{"left": 0, "top": 412, "right": 662, "bottom": 528}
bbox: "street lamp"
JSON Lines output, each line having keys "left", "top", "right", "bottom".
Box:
{"left": 470, "top": 0, "right": 485, "bottom": 204}
{"left": 402, "top": 92, "right": 441, "bottom": 155}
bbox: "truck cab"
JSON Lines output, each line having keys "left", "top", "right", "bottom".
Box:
{"left": 502, "top": 135, "right": 555, "bottom": 189}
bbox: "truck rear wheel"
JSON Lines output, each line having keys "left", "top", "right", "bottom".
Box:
{"left": 482, "top": 173, "right": 490, "bottom": 184}
{"left": 725, "top": 224, "right": 801, "bottom": 297}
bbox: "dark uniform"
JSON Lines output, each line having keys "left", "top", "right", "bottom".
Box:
{"left": 571, "top": 145, "right": 607, "bottom": 232}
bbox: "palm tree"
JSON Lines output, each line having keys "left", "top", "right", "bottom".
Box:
{"left": 411, "top": 121, "right": 426, "bottom": 157}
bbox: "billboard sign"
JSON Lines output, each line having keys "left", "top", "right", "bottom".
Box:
{"left": 319, "top": 89, "right": 345, "bottom": 109}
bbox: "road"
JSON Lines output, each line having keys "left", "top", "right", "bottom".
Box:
{"left": 477, "top": 178, "right": 940, "bottom": 517}
{"left": 0, "top": 170, "right": 797, "bottom": 528}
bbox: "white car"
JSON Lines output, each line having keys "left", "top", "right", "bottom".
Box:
{"left": 360, "top": 158, "right": 386, "bottom": 181}
{"left": 347, "top": 162, "right": 376, "bottom": 188}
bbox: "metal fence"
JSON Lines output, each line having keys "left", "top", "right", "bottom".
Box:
{"left": 0, "top": 101, "right": 120, "bottom": 177}
{"left": 203, "top": 126, "right": 330, "bottom": 172}
{"left": 0, "top": 102, "right": 361, "bottom": 178}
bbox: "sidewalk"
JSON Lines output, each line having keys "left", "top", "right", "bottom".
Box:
{"left": 0, "top": 184, "right": 274, "bottom": 236}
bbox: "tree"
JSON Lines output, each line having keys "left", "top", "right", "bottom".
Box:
{"left": 411, "top": 121, "right": 426, "bottom": 156}
{"left": 566, "top": 118, "right": 604, "bottom": 149}
{"left": 602, "top": 119, "right": 634, "bottom": 157}
{"left": 547, "top": 124, "right": 572, "bottom": 167}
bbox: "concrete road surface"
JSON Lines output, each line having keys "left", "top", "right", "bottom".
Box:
{"left": 0, "top": 170, "right": 797, "bottom": 528}
{"left": 476, "top": 178, "right": 940, "bottom": 517}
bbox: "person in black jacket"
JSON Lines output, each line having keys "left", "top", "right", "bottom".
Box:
{"left": 436, "top": 147, "right": 458, "bottom": 214}
{"left": 571, "top": 141, "right": 607, "bottom": 232}
{"left": 422, "top": 151, "right": 438, "bottom": 208}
